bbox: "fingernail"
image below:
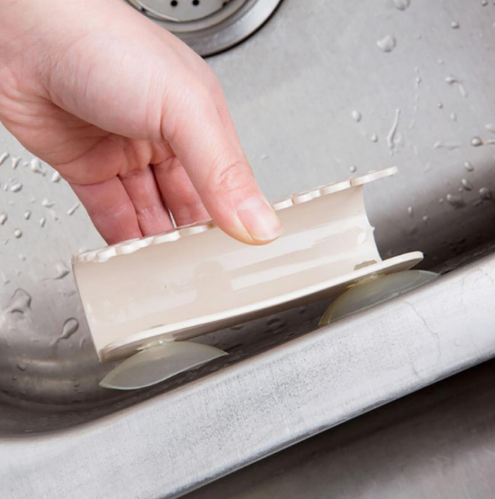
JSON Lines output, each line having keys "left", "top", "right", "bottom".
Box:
{"left": 237, "top": 195, "right": 283, "bottom": 242}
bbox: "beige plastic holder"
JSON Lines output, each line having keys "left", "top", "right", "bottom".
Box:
{"left": 72, "top": 167, "right": 423, "bottom": 388}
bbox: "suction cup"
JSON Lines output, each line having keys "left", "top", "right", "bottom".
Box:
{"left": 319, "top": 270, "right": 438, "bottom": 325}
{"left": 100, "top": 340, "right": 227, "bottom": 390}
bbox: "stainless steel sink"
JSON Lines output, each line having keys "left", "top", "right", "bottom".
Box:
{"left": 1, "top": 0, "right": 495, "bottom": 497}
{"left": 185, "top": 359, "right": 495, "bottom": 499}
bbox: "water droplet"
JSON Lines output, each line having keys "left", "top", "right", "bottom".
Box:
{"left": 471, "top": 137, "right": 483, "bottom": 147}
{"left": 433, "top": 141, "right": 461, "bottom": 150}
{"left": 451, "top": 21, "right": 460, "bottom": 29}
{"left": 17, "top": 361, "right": 27, "bottom": 371}
{"left": 437, "top": 102, "right": 443, "bottom": 109}
{"left": 439, "top": 198, "right": 444, "bottom": 204}
{"left": 351, "top": 110, "right": 362, "bottom": 122}
{"left": 54, "top": 263, "right": 70, "bottom": 280}
{"left": 0, "top": 213, "right": 7, "bottom": 225}
{"left": 8, "top": 288, "right": 31, "bottom": 313}
{"left": 11, "top": 157, "right": 20, "bottom": 170}
{"left": 14, "top": 229, "right": 22, "bottom": 239}
{"left": 55, "top": 318, "right": 80, "bottom": 344}
{"left": 370, "top": 134, "right": 378, "bottom": 142}
{"left": 387, "top": 108, "right": 401, "bottom": 154}
{"left": 0, "top": 152, "right": 9, "bottom": 166}
{"left": 377, "top": 34, "right": 396, "bottom": 53}
{"left": 30, "top": 158, "right": 45, "bottom": 175}
{"left": 461, "top": 178, "right": 473, "bottom": 191}
{"left": 482, "top": 0, "right": 488, "bottom": 6}
{"left": 24, "top": 210, "right": 31, "bottom": 220}
{"left": 423, "top": 163, "right": 432, "bottom": 173}
{"left": 39, "top": 217, "right": 46, "bottom": 228}
{"left": 407, "top": 206, "right": 414, "bottom": 216}
{"left": 450, "top": 112, "right": 457, "bottom": 121}
{"left": 10, "top": 181, "right": 22, "bottom": 193}
{"left": 231, "top": 324, "right": 244, "bottom": 330}
{"left": 422, "top": 215, "right": 429, "bottom": 223}
{"left": 485, "top": 123, "right": 495, "bottom": 133}
{"left": 349, "top": 165, "right": 357, "bottom": 173}
{"left": 67, "top": 203, "right": 80, "bottom": 216}
{"left": 479, "top": 187, "right": 493, "bottom": 200}
{"left": 446, "top": 193, "right": 466, "bottom": 209}
{"left": 393, "top": 0, "right": 410, "bottom": 10}
{"left": 445, "top": 76, "right": 468, "bottom": 97}
{"left": 51, "top": 171, "right": 61, "bottom": 183}
{"left": 42, "top": 198, "right": 55, "bottom": 208}
{"left": 463, "top": 161, "right": 474, "bottom": 172}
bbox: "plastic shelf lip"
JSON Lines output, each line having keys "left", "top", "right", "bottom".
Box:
{"left": 74, "top": 168, "right": 397, "bottom": 263}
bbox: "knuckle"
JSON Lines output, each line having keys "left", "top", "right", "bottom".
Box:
{"left": 180, "top": 188, "right": 202, "bottom": 210}
{"left": 161, "top": 82, "right": 213, "bottom": 143}
{"left": 154, "top": 156, "right": 180, "bottom": 175}
{"left": 204, "top": 69, "right": 223, "bottom": 97}
{"left": 91, "top": 200, "right": 132, "bottom": 226}
{"left": 208, "top": 160, "right": 253, "bottom": 196}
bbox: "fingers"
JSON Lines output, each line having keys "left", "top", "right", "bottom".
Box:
{"left": 153, "top": 157, "right": 210, "bottom": 227}
{"left": 71, "top": 178, "right": 141, "bottom": 245}
{"left": 161, "top": 82, "right": 283, "bottom": 244}
{"left": 120, "top": 167, "right": 174, "bottom": 235}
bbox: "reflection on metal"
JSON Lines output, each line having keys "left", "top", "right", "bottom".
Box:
{"left": 126, "top": 0, "right": 282, "bottom": 56}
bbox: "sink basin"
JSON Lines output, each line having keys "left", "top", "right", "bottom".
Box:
{"left": 1, "top": 0, "right": 494, "bottom": 497}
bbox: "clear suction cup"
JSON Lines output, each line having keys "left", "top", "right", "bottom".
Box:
{"left": 319, "top": 270, "right": 439, "bottom": 326}
{"left": 100, "top": 340, "right": 227, "bottom": 390}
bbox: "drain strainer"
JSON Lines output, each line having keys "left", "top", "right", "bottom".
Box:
{"left": 126, "top": 0, "right": 282, "bottom": 56}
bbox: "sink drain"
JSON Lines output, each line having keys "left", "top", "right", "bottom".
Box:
{"left": 126, "top": 0, "right": 282, "bottom": 56}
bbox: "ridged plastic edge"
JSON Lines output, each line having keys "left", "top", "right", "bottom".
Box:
{"left": 73, "top": 167, "right": 397, "bottom": 264}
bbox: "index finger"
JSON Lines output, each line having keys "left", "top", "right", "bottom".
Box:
{"left": 161, "top": 80, "right": 283, "bottom": 245}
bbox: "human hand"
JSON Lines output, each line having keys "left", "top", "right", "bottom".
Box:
{"left": 0, "top": 0, "right": 282, "bottom": 245}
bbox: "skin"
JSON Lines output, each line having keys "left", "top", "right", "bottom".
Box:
{"left": 0, "top": 0, "right": 283, "bottom": 245}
